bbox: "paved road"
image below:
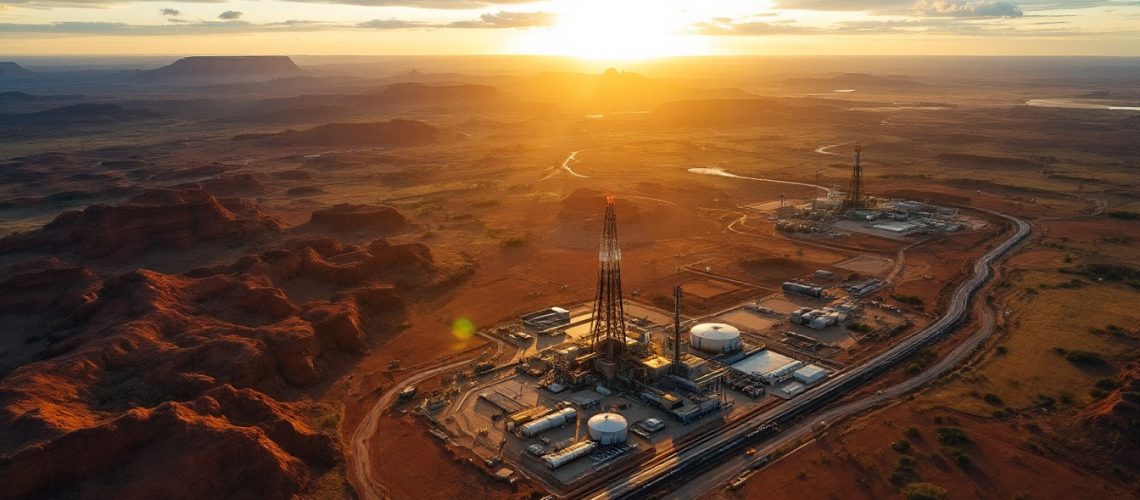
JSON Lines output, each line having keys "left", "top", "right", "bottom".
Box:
{"left": 582, "top": 211, "right": 1030, "bottom": 500}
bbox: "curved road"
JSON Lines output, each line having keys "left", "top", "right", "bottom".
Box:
{"left": 348, "top": 339, "right": 501, "bottom": 500}
{"left": 583, "top": 210, "right": 1030, "bottom": 499}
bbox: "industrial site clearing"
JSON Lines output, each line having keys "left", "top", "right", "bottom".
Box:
{"left": 1, "top": 55, "right": 1137, "bottom": 500}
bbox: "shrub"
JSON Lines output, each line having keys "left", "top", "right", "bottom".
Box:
{"left": 1089, "top": 388, "right": 1109, "bottom": 399}
{"left": 983, "top": 393, "right": 1004, "bottom": 406}
{"left": 892, "top": 440, "right": 912, "bottom": 453}
{"left": 501, "top": 236, "right": 528, "bottom": 248}
{"left": 903, "top": 482, "right": 950, "bottom": 500}
{"left": 848, "top": 322, "right": 874, "bottom": 334}
{"left": 942, "top": 446, "right": 971, "bottom": 467}
{"left": 935, "top": 426, "right": 969, "bottom": 445}
{"left": 1063, "top": 349, "right": 1105, "bottom": 365}
{"left": 996, "top": 345, "right": 1008, "bottom": 355}
{"left": 1059, "top": 391, "right": 1075, "bottom": 405}
{"left": 905, "top": 426, "right": 922, "bottom": 439}
{"left": 892, "top": 293, "right": 925, "bottom": 307}
{"left": 1106, "top": 211, "right": 1139, "bottom": 220}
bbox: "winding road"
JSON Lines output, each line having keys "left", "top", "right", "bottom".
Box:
{"left": 814, "top": 142, "right": 852, "bottom": 156}
{"left": 347, "top": 339, "right": 501, "bottom": 500}
{"left": 539, "top": 151, "right": 589, "bottom": 181}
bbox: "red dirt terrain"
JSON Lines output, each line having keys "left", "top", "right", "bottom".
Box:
{"left": 0, "top": 191, "right": 472, "bottom": 498}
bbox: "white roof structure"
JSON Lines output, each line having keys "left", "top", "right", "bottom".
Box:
{"left": 588, "top": 413, "right": 628, "bottom": 433}
{"left": 730, "top": 350, "right": 798, "bottom": 376}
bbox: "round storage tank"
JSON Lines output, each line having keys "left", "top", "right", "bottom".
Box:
{"left": 689, "top": 323, "right": 742, "bottom": 354}
{"left": 587, "top": 413, "right": 628, "bottom": 445}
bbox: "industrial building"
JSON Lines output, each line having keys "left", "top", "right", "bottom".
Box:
{"left": 731, "top": 350, "right": 805, "bottom": 385}
{"left": 845, "top": 279, "right": 884, "bottom": 297}
{"left": 793, "top": 364, "right": 830, "bottom": 385}
{"left": 783, "top": 282, "right": 825, "bottom": 299}
{"left": 522, "top": 307, "right": 571, "bottom": 331}
{"left": 790, "top": 307, "right": 840, "bottom": 330}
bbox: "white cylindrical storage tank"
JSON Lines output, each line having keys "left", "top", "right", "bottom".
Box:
{"left": 689, "top": 323, "right": 742, "bottom": 354}
{"left": 587, "top": 413, "right": 629, "bottom": 445}
{"left": 520, "top": 407, "right": 576, "bottom": 437}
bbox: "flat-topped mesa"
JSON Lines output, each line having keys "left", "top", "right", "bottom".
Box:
{"left": 0, "top": 62, "right": 36, "bottom": 78}
{"left": 138, "top": 56, "right": 304, "bottom": 83}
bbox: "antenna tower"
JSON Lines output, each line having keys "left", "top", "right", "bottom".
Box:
{"left": 846, "top": 143, "right": 864, "bottom": 210}
{"left": 590, "top": 196, "right": 627, "bottom": 369}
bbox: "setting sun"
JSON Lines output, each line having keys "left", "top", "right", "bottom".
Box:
{"left": 511, "top": 0, "right": 709, "bottom": 60}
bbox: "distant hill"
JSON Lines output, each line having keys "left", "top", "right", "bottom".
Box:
{"left": 653, "top": 97, "right": 863, "bottom": 127}
{"left": 137, "top": 56, "right": 305, "bottom": 84}
{"left": 504, "top": 68, "right": 751, "bottom": 112}
{"left": 232, "top": 119, "right": 439, "bottom": 147}
{"left": 0, "top": 62, "right": 35, "bottom": 78}
{"left": 783, "top": 72, "right": 932, "bottom": 91}
{"left": 371, "top": 82, "right": 499, "bottom": 101}
{"left": 1, "top": 103, "right": 160, "bottom": 128}
{"left": 376, "top": 69, "right": 476, "bottom": 85}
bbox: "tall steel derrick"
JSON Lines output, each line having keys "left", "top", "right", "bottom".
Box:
{"left": 590, "top": 195, "right": 627, "bottom": 367}
{"left": 845, "top": 142, "right": 865, "bottom": 210}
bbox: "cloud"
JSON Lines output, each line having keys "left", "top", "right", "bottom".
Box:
{"left": 773, "top": 0, "right": 907, "bottom": 10}
{"left": 691, "top": 20, "right": 818, "bottom": 36}
{"left": 913, "top": 0, "right": 1024, "bottom": 17}
{"left": 217, "top": 10, "right": 242, "bottom": 20}
{"left": 357, "top": 18, "right": 426, "bottom": 28}
{"left": 0, "top": 20, "right": 341, "bottom": 34}
{"left": 448, "top": 10, "right": 555, "bottom": 28}
{"left": 775, "top": 0, "right": 1135, "bottom": 11}
{"left": 280, "top": 0, "right": 534, "bottom": 7}
{"left": 159, "top": 7, "right": 181, "bottom": 16}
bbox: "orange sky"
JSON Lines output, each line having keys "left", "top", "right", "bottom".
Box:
{"left": 1, "top": 0, "right": 1139, "bottom": 56}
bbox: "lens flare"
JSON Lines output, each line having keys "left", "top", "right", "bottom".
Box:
{"left": 451, "top": 317, "right": 476, "bottom": 341}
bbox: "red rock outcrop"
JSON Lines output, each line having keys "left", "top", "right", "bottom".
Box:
{"left": 0, "top": 386, "right": 334, "bottom": 500}
{"left": 0, "top": 202, "right": 474, "bottom": 498}
{"left": 0, "top": 188, "right": 281, "bottom": 259}
{"left": 176, "top": 173, "right": 268, "bottom": 196}
{"left": 308, "top": 203, "right": 409, "bottom": 233}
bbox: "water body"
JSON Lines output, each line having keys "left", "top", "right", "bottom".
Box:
{"left": 1025, "top": 98, "right": 1140, "bottom": 112}
{"left": 583, "top": 111, "right": 650, "bottom": 119}
{"left": 848, "top": 106, "right": 952, "bottom": 112}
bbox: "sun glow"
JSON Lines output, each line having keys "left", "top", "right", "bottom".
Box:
{"left": 510, "top": 0, "right": 709, "bottom": 60}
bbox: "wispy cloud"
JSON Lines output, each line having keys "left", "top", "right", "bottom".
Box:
{"left": 690, "top": 20, "right": 818, "bottom": 36}
{"left": 217, "top": 10, "right": 242, "bottom": 20}
{"left": 447, "top": 10, "right": 555, "bottom": 28}
{"left": 159, "top": 7, "right": 181, "bottom": 16}
{"left": 913, "top": 0, "right": 1023, "bottom": 17}
{"left": 357, "top": 18, "right": 427, "bottom": 29}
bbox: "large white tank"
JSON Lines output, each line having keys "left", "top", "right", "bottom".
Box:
{"left": 689, "top": 323, "right": 742, "bottom": 354}
{"left": 587, "top": 413, "right": 629, "bottom": 445}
